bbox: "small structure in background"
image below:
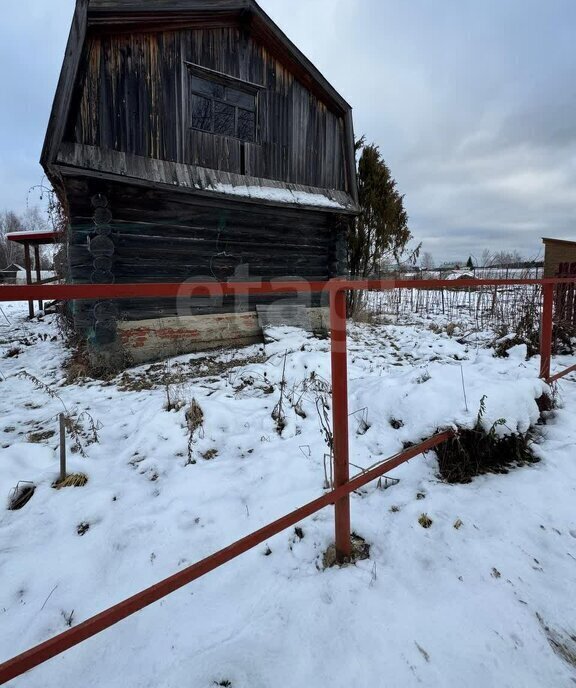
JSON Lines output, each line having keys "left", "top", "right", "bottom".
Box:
{"left": 41, "top": 0, "right": 359, "bottom": 371}
{"left": 0, "top": 264, "right": 25, "bottom": 285}
{"left": 7, "top": 230, "right": 61, "bottom": 318}
{"left": 543, "top": 237, "right": 576, "bottom": 278}
{"left": 543, "top": 237, "right": 576, "bottom": 328}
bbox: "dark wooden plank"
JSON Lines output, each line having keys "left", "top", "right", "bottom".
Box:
{"left": 67, "top": 24, "right": 355, "bottom": 196}
{"left": 89, "top": 0, "right": 249, "bottom": 10}
{"left": 87, "top": 0, "right": 351, "bottom": 116}
{"left": 58, "top": 143, "right": 357, "bottom": 212}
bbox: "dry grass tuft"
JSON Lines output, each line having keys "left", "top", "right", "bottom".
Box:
{"left": 53, "top": 473, "right": 89, "bottom": 490}
{"left": 202, "top": 448, "right": 218, "bottom": 461}
{"left": 186, "top": 400, "right": 204, "bottom": 435}
{"left": 186, "top": 399, "right": 205, "bottom": 464}
{"left": 536, "top": 614, "right": 576, "bottom": 669}
{"left": 437, "top": 427, "right": 538, "bottom": 484}
{"left": 419, "top": 513, "right": 433, "bottom": 529}
{"left": 27, "top": 430, "right": 56, "bottom": 443}
{"left": 436, "top": 396, "right": 538, "bottom": 484}
{"left": 118, "top": 352, "right": 268, "bottom": 393}
{"left": 7, "top": 482, "right": 35, "bottom": 510}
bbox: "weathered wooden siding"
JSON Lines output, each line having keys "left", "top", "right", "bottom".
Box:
{"left": 69, "top": 27, "right": 347, "bottom": 191}
{"left": 64, "top": 175, "right": 347, "bottom": 323}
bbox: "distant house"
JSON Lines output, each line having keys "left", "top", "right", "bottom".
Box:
{"left": 41, "top": 0, "right": 359, "bottom": 368}
{"left": 0, "top": 264, "right": 25, "bottom": 285}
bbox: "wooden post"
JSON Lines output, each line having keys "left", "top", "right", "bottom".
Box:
{"left": 330, "top": 286, "right": 351, "bottom": 562}
{"left": 23, "top": 244, "right": 34, "bottom": 319}
{"left": 59, "top": 414, "right": 67, "bottom": 483}
{"left": 34, "top": 246, "right": 43, "bottom": 311}
{"left": 540, "top": 284, "right": 554, "bottom": 380}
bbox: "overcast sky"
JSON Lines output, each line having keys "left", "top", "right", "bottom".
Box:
{"left": 1, "top": 0, "right": 575, "bottom": 263}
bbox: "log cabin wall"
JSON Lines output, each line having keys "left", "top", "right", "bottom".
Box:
{"left": 68, "top": 27, "right": 348, "bottom": 192}
{"left": 64, "top": 175, "right": 347, "bottom": 328}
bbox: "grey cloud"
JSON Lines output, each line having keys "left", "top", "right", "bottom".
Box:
{"left": 1, "top": 0, "right": 575, "bottom": 263}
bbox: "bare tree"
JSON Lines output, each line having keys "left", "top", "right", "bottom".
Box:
{"left": 481, "top": 249, "right": 492, "bottom": 268}
{"left": 421, "top": 252, "right": 435, "bottom": 270}
{"left": 22, "top": 207, "right": 53, "bottom": 269}
{"left": 491, "top": 250, "right": 523, "bottom": 267}
{"left": 0, "top": 211, "right": 25, "bottom": 267}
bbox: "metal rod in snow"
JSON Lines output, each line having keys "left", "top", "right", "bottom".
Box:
{"left": 59, "top": 414, "right": 66, "bottom": 482}
{"left": 460, "top": 365, "right": 469, "bottom": 413}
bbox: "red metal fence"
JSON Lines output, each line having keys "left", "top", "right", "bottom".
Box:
{"left": 0, "top": 276, "right": 575, "bottom": 685}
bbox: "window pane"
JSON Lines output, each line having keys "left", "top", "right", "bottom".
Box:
{"left": 237, "top": 108, "right": 256, "bottom": 142}
{"left": 191, "top": 75, "right": 224, "bottom": 99}
{"left": 214, "top": 101, "right": 236, "bottom": 136}
{"left": 191, "top": 94, "right": 212, "bottom": 132}
{"left": 225, "top": 86, "right": 255, "bottom": 110}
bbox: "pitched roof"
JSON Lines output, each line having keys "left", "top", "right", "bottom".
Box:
{"left": 41, "top": 0, "right": 358, "bottom": 205}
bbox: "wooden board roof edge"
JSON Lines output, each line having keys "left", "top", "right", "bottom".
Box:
{"left": 57, "top": 143, "right": 357, "bottom": 200}
{"left": 88, "top": 0, "right": 251, "bottom": 9}
{"left": 58, "top": 164, "right": 360, "bottom": 216}
{"left": 542, "top": 237, "right": 576, "bottom": 246}
{"left": 55, "top": 143, "right": 360, "bottom": 215}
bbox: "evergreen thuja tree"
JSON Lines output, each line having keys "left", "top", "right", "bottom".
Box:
{"left": 348, "top": 139, "right": 414, "bottom": 313}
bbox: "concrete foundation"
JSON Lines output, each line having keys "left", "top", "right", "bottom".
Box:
{"left": 118, "top": 307, "right": 330, "bottom": 365}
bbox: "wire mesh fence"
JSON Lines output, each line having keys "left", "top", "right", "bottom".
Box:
{"left": 357, "top": 267, "right": 576, "bottom": 358}
{"left": 363, "top": 281, "right": 543, "bottom": 336}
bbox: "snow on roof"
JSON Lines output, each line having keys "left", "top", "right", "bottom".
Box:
{"left": 6, "top": 229, "right": 60, "bottom": 243}
{"left": 211, "top": 183, "right": 347, "bottom": 209}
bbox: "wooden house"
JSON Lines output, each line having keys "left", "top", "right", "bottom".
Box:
{"left": 42, "top": 0, "right": 359, "bottom": 368}
{"left": 0, "top": 264, "right": 25, "bottom": 285}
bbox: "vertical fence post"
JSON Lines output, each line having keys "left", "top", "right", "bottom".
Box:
{"left": 34, "top": 245, "right": 43, "bottom": 312}
{"left": 59, "top": 413, "right": 67, "bottom": 483}
{"left": 540, "top": 283, "right": 554, "bottom": 380}
{"left": 329, "top": 285, "right": 351, "bottom": 561}
{"left": 23, "top": 244, "right": 34, "bottom": 319}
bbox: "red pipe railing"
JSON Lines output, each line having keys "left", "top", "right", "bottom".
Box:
{"left": 548, "top": 364, "right": 576, "bottom": 385}
{"left": 0, "top": 276, "right": 575, "bottom": 684}
{"left": 1, "top": 276, "right": 576, "bottom": 303}
{"left": 0, "top": 432, "right": 452, "bottom": 685}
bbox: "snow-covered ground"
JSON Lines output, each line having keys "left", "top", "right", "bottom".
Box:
{"left": 0, "top": 301, "right": 575, "bottom": 687}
